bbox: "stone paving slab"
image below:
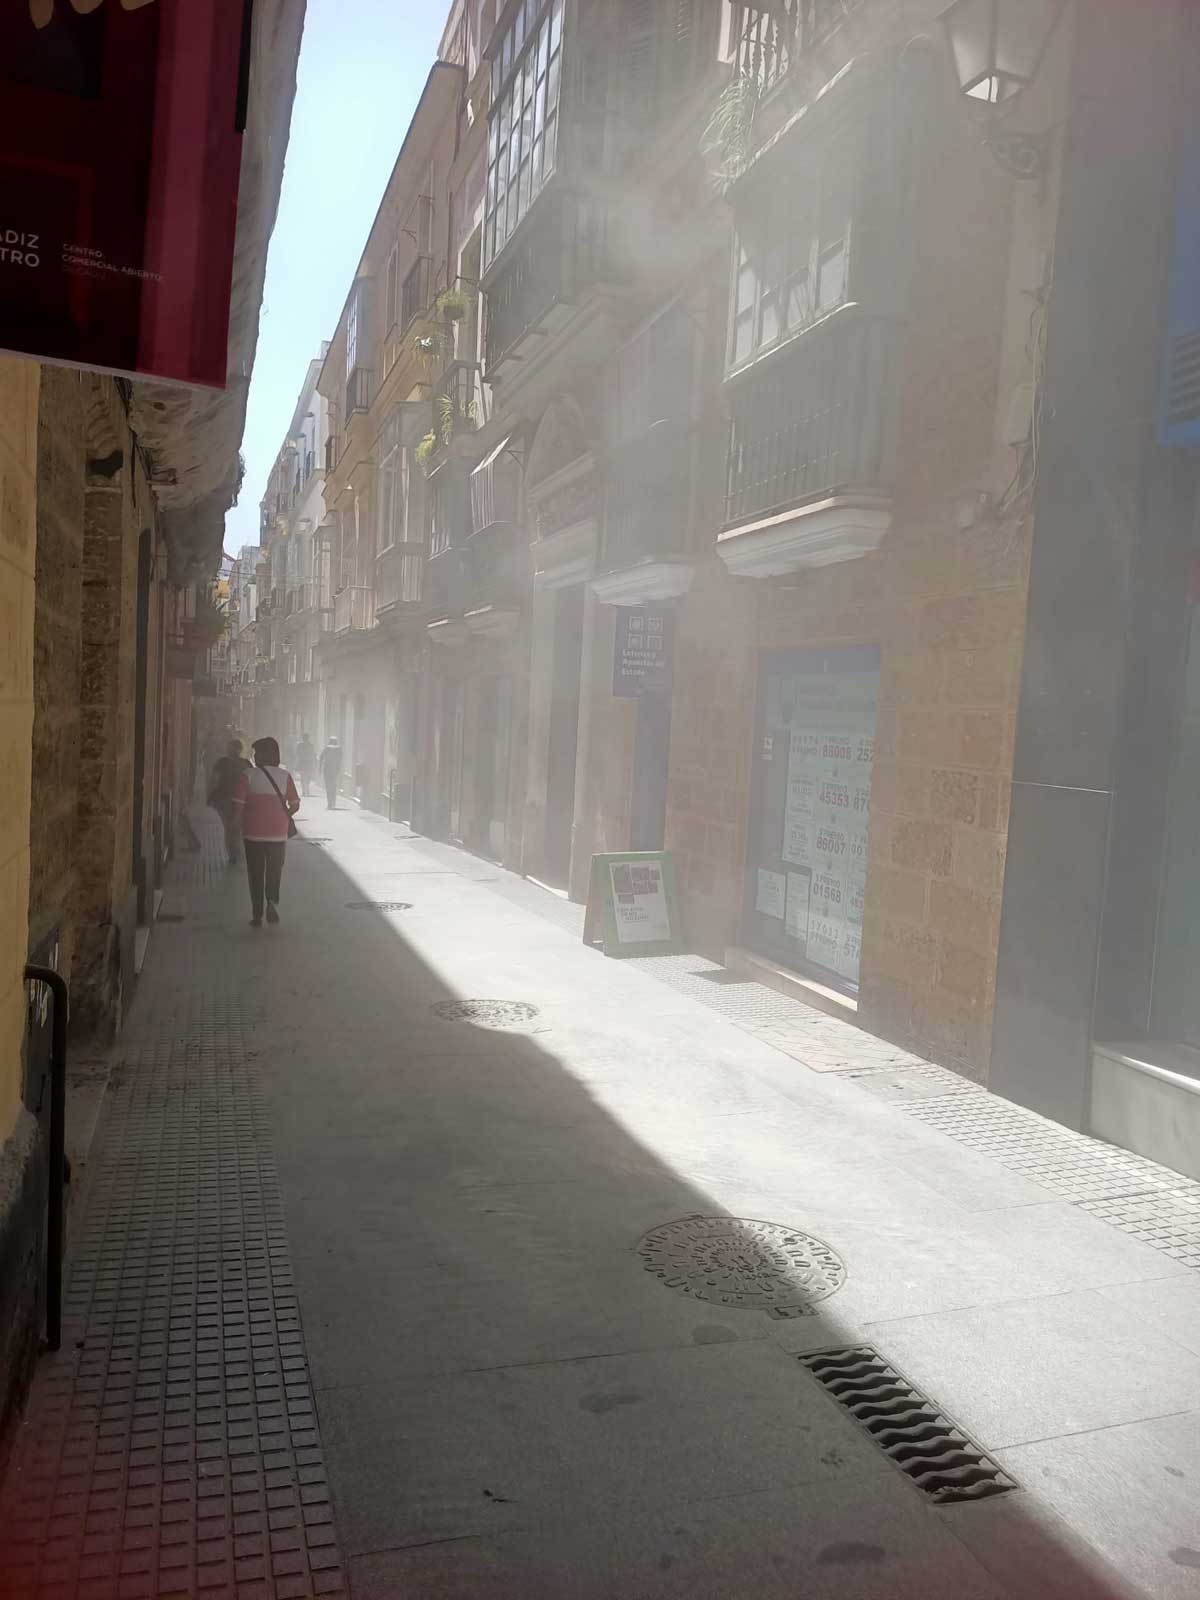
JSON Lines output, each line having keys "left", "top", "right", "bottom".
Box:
{"left": 6, "top": 801, "right": 1199, "bottom": 1600}
{"left": 0, "top": 824, "right": 346, "bottom": 1600}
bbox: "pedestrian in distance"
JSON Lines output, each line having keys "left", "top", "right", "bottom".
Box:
{"left": 295, "top": 731, "right": 317, "bottom": 798}
{"left": 319, "top": 734, "right": 342, "bottom": 810}
{"left": 233, "top": 736, "right": 300, "bottom": 928}
{"left": 207, "top": 738, "right": 252, "bottom": 864}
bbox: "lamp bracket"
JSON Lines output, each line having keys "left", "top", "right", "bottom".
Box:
{"left": 982, "top": 127, "right": 1048, "bottom": 183}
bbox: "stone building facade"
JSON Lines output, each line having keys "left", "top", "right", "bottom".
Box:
{"left": 0, "top": 358, "right": 41, "bottom": 1454}
{"left": 248, "top": 0, "right": 1200, "bottom": 1175}
{"left": 0, "top": 0, "right": 306, "bottom": 1453}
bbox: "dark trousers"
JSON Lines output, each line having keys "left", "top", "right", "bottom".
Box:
{"left": 325, "top": 774, "right": 338, "bottom": 808}
{"left": 244, "top": 840, "right": 285, "bottom": 918}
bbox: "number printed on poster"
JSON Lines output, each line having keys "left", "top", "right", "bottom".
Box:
{"left": 813, "top": 870, "right": 845, "bottom": 910}
{"left": 814, "top": 823, "right": 848, "bottom": 859}
{"left": 818, "top": 779, "right": 850, "bottom": 811}
{"left": 820, "top": 732, "right": 854, "bottom": 763}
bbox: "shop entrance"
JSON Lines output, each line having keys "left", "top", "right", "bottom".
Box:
{"left": 1149, "top": 596, "right": 1200, "bottom": 1044}
{"left": 544, "top": 584, "right": 584, "bottom": 888}
{"left": 473, "top": 675, "right": 512, "bottom": 861}
{"left": 743, "top": 645, "right": 879, "bottom": 993}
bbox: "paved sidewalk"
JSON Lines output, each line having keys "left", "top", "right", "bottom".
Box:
{"left": 4, "top": 802, "right": 1200, "bottom": 1599}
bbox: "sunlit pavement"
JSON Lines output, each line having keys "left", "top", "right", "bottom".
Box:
{"left": 3, "top": 803, "right": 1200, "bottom": 1599}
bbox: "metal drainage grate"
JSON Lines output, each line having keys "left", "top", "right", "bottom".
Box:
{"left": 345, "top": 900, "right": 412, "bottom": 912}
{"left": 800, "top": 1346, "right": 1017, "bottom": 1504}
{"left": 638, "top": 1216, "right": 845, "bottom": 1319}
{"left": 303, "top": 836, "right": 333, "bottom": 845}
{"left": 431, "top": 999, "right": 540, "bottom": 1028}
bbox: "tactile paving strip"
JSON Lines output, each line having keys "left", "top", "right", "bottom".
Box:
{"left": 1077, "top": 1189, "right": 1200, "bottom": 1269}
{"left": 902, "top": 1092, "right": 1185, "bottom": 1203}
{"left": 636, "top": 951, "right": 1200, "bottom": 1267}
{"left": 0, "top": 858, "right": 345, "bottom": 1599}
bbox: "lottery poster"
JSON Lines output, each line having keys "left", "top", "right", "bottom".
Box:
{"left": 748, "top": 648, "right": 879, "bottom": 989}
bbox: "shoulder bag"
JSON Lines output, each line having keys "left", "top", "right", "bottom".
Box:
{"left": 261, "top": 766, "right": 298, "bottom": 839}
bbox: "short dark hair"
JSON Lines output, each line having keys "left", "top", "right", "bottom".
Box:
{"left": 252, "top": 736, "right": 281, "bottom": 767}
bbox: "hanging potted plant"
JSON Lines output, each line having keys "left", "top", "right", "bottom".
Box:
{"left": 436, "top": 286, "right": 470, "bottom": 323}
{"left": 413, "top": 329, "right": 444, "bottom": 371}
{"left": 414, "top": 430, "right": 439, "bottom": 474}
{"left": 702, "top": 73, "right": 759, "bottom": 185}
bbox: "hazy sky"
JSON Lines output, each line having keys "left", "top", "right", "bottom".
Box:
{"left": 225, "top": 0, "right": 449, "bottom": 558}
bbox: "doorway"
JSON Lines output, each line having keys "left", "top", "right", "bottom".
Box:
{"left": 473, "top": 675, "right": 512, "bottom": 860}
{"left": 544, "top": 585, "right": 584, "bottom": 888}
{"left": 445, "top": 679, "right": 466, "bottom": 842}
{"left": 630, "top": 690, "right": 672, "bottom": 851}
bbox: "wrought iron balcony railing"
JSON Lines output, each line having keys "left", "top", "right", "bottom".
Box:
{"left": 735, "top": 0, "right": 854, "bottom": 96}
{"left": 375, "top": 547, "right": 424, "bottom": 613}
{"left": 431, "top": 361, "right": 486, "bottom": 443}
{"left": 724, "top": 312, "right": 901, "bottom": 527}
{"left": 483, "top": 191, "right": 607, "bottom": 372}
{"left": 344, "top": 366, "right": 372, "bottom": 419}
{"left": 333, "top": 585, "right": 376, "bottom": 634}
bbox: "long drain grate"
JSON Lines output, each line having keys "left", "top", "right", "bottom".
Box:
{"left": 800, "top": 1346, "right": 1017, "bottom": 1505}
{"left": 344, "top": 900, "right": 412, "bottom": 912}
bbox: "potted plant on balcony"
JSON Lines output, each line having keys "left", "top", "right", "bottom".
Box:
{"left": 439, "top": 392, "right": 477, "bottom": 447}
{"left": 435, "top": 286, "right": 470, "bottom": 323}
{"left": 414, "top": 329, "right": 445, "bottom": 373}
{"left": 703, "top": 73, "right": 758, "bottom": 185}
{"left": 414, "top": 430, "right": 439, "bottom": 475}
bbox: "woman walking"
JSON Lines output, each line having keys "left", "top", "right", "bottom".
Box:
{"left": 207, "top": 738, "right": 251, "bottom": 863}
{"left": 232, "top": 737, "right": 300, "bottom": 928}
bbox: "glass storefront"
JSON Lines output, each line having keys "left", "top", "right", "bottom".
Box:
{"left": 1149, "top": 594, "right": 1200, "bottom": 1046}
{"left": 743, "top": 645, "right": 879, "bottom": 992}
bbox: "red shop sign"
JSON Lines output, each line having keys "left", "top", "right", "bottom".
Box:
{"left": 0, "top": 0, "right": 251, "bottom": 389}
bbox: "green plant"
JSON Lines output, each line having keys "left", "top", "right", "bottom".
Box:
{"left": 436, "top": 286, "right": 470, "bottom": 322}
{"left": 193, "top": 593, "right": 228, "bottom": 639}
{"left": 414, "top": 430, "right": 439, "bottom": 473}
{"left": 702, "top": 73, "right": 758, "bottom": 184}
{"left": 438, "top": 392, "right": 477, "bottom": 446}
{"left": 413, "top": 329, "right": 445, "bottom": 371}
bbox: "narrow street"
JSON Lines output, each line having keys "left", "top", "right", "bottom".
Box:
{"left": 3, "top": 803, "right": 1200, "bottom": 1599}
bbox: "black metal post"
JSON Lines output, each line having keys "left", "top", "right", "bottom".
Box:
{"left": 24, "top": 964, "right": 69, "bottom": 1352}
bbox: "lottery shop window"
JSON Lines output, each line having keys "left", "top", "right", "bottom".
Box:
{"left": 743, "top": 644, "right": 879, "bottom": 993}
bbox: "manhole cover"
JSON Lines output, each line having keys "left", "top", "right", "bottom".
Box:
{"left": 345, "top": 900, "right": 412, "bottom": 912}
{"left": 638, "top": 1216, "right": 845, "bottom": 1318}
{"left": 431, "top": 999, "right": 540, "bottom": 1028}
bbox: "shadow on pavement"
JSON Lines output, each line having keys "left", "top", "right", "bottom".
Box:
{"left": 238, "top": 814, "right": 1145, "bottom": 1600}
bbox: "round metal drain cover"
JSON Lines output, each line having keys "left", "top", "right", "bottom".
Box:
{"left": 431, "top": 999, "right": 540, "bottom": 1028}
{"left": 345, "top": 900, "right": 412, "bottom": 912}
{"left": 638, "top": 1216, "right": 845, "bottom": 1319}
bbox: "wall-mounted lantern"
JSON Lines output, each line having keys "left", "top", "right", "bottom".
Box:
{"left": 940, "top": 0, "right": 1063, "bottom": 104}
{"left": 938, "top": 0, "right": 1065, "bottom": 181}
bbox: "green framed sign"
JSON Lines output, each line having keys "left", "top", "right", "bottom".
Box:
{"left": 582, "top": 852, "right": 684, "bottom": 959}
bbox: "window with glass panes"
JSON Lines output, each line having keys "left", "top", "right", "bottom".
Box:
{"left": 484, "top": 0, "right": 563, "bottom": 269}
{"left": 428, "top": 469, "right": 451, "bottom": 557}
{"left": 728, "top": 144, "right": 854, "bottom": 371}
{"left": 376, "top": 412, "right": 406, "bottom": 553}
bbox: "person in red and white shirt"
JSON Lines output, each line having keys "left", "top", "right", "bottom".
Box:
{"left": 232, "top": 737, "right": 300, "bottom": 927}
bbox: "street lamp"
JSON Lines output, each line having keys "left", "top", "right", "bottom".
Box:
{"left": 939, "top": 0, "right": 1065, "bottom": 181}
{"left": 939, "top": 0, "right": 1064, "bottom": 103}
